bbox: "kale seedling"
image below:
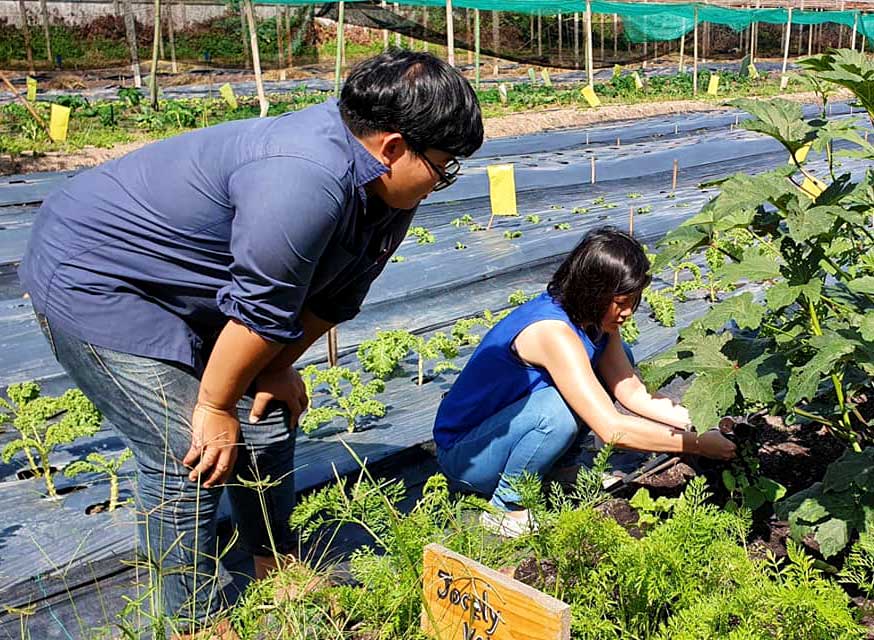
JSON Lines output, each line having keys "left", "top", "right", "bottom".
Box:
{"left": 407, "top": 226, "right": 435, "bottom": 244}
{"left": 525, "top": 214, "right": 541, "bottom": 224}
{"left": 619, "top": 315, "right": 640, "bottom": 344}
{"left": 636, "top": 205, "right": 653, "bottom": 214}
{"left": 1, "top": 382, "right": 102, "bottom": 498}
{"left": 65, "top": 449, "right": 133, "bottom": 512}
{"left": 627, "top": 192, "right": 643, "bottom": 199}
{"left": 455, "top": 242, "right": 467, "bottom": 250}
{"left": 451, "top": 214, "right": 475, "bottom": 228}
{"left": 300, "top": 366, "right": 385, "bottom": 434}
{"left": 554, "top": 223, "right": 572, "bottom": 231}
{"left": 411, "top": 333, "right": 459, "bottom": 386}
{"left": 572, "top": 207, "right": 590, "bottom": 215}
{"left": 357, "top": 329, "right": 417, "bottom": 379}
{"left": 508, "top": 289, "right": 537, "bottom": 306}
{"left": 504, "top": 230, "right": 523, "bottom": 239}
{"left": 389, "top": 255, "right": 405, "bottom": 263}
{"left": 643, "top": 286, "right": 676, "bottom": 327}
{"left": 592, "top": 196, "right": 606, "bottom": 205}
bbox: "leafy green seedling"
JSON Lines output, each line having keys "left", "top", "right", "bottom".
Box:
{"left": 592, "top": 196, "right": 607, "bottom": 205}
{"left": 629, "top": 487, "right": 682, "bottom": 529}
{"left": 455, "top": 242, "right": 467, "bottom": 250}
{"left": 469, "top": 223, "right": 487, "bottom": 232}
{"left": 643, "top": 286, "right": 676, "bottom": 327}
{"left": 300, "top": 366, "right": 385, "bottom": 434}
{"left": 451, "top": 214, "right": 475, "bottom": 228}
{"left": 636, "top": 205, "right": 653, "bottom": 214}
{"left": 675, "top": 201, "right": 691, "bottom": 208}
{"left": 508, "top": 290, "right": 537, "bottom": 306}
{"left": 627, "top": 192, "right": 643, "bottom": 199}
{"left": 411, "top": 333, "right": 459, "bottom": 386}
{"left": 554, "top": 223, "right": 572, "bottom": 231}
{"left": 389, "top": 255, "right": 405, "bottom": 263}
{"left": 504, "top": 230, "right": 523, "bottom": 239}
{"left": 619, "top": 315, "right": 640, "bottom": 344}
{"left": 525, "top": 214, "right": 541, "bottom": 224}
{"left": 65, "top": 449, "right": 133, "bottom": 512}
{"left": 671, "top": 261, "right": 704, "bottom": 302}
{"left": 604, "top": 203, "right": 618, "bottom": 209}
{"left": 357, "top": 330, "right": 418, "bottom": 380}
{"left": 1, "top": 382, "right": 102, "bottom": 498}
{"left": 549, "top": 204, "right": 564, "bottom": 210}
{"left": 407, "top": 226, "right": 435, "bottom": 244}
{"left": 451, "top": 316, "right": 488, "bottom": 347}
{"left": 572, "top": 207, "right": 590, "bottom": 215}
{"left": 666, "top": 192, "right": 677, "bottom": 199}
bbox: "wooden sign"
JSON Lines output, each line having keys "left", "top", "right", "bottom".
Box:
{"left": 581, "top": 85, "right": 601, "bottom": 108}
{"left": 707, "top": 74, "right": 720, "bottom": 96}
{"left": 632, "top": 71, "right": 644, "bottom": 90}
{"left": 498, "top": 83, "right": 508, "bottom": 105}
{"left": 527, "top": 67, "right": 537, "bottom": 84}
{"left": 800, "top": 175, "right": 827, "bottom": 199}
{"left": 26, "top": 76, "right": 37, "bottom": 101}
{"left": 421, "top": 544, "right": 570, "bottom": 640}
{"left": 793, "top": 142, "right": 812, "bottom": 164}
{"left": 487, "top": 164, "right": 518, "bottom": 220}
{"left": 540, "top": 68, "right": 552, "bottom": 88}
{"left": 49, "top": 104, "right": 70, "bottom": 142}
{"left": 748, "top": 63, "right": 760, "bottom": 79}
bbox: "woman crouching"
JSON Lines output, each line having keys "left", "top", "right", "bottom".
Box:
{"left": 433, "top": 226, "right": 736, "bottom": 536}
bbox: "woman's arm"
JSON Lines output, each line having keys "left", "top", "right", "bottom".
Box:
{"left": 597, "top": 331, "right": 690, "bottom": 429}
{"left": 513, "top": 320, "right": 734, "bottom": 459}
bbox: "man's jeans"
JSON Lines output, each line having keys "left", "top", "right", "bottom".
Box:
{"left": 437, "top": 344, "right": 634, "bottom": 511}
{"left": 36, "top": 313, "right": 297, "bottom": 627}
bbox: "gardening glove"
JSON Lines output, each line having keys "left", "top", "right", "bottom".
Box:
{"left": 249, "top": 366, "right": 308, "bottom": 428}
{"left": 696, "top": 429, "right": 737, "bottom": 461}
{"left": 183, "top": 403, "right": 241, "bottom": 488}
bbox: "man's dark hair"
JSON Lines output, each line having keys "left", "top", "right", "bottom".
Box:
{"left": 339, "top": 49, "right": 484, "bottom": 158}
{"left": 547, "top": 226, "right": 651, "bottom": 331}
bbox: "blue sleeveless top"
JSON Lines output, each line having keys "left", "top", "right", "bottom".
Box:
{"left": 433, "top": 292, "right": 609, "bottom": 450}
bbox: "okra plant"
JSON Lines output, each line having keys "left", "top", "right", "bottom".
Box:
{"left": 64, "top": 449, "right": 133, "bottom": 512}
{"left": 1, "top": 382, "right": 102, "bottom": 498}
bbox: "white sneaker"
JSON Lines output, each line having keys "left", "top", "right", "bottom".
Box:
{"left": 479, "top": 510, "right": 539, "bottom": 538}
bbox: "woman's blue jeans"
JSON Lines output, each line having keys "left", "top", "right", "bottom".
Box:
{"left": 36, "top": 312, "right": 297, "bottom": 629}
{"left": 437, "top": 344, "right": 634, "bottom": 511}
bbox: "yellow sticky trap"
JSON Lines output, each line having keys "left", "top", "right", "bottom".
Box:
{"left": 581, "top": 85, "right": 601, "bottom": 108}
{"left": 632, "top": 71, "right": 644, "bottom": 90}
{"left": 498, "top": 83, "right": 508, "bottom": 105}
{"left": 540, "top": 68, "right": 552, "bottom": 88}
{"left": 748, "top": 63, "right": 759, "bottom": 79}
{"left": 527, "top": 67, "right": 537, "bottom": 84}
{"left": 49, "top": 104, "right": 70, "bottom": 142}
{"left": 487, "top": 164, "right": 518, "bottom": 217}
{"left": 793, "top": 143, "right": 812, "bottom": 164}
{"left": 26, "top": 76, "right": 37, "bottom": 101}
{"left": 800, "top": 175, "right": 827, "bottom": 199}
{"left": 219, "top": 83, "right": 238, "bottom": 110}
{"left": 707, "top": 74, "right": 720, "bottom": 96}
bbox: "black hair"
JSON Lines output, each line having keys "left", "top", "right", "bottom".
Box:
{"left": 547, "top": 226, "right": 651, "bottom": 332}
{"left": 339, "top": 49, "right": 484, "bottom": 158}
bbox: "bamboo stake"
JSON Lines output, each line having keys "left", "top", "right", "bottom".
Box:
{"left": 586, "top": 0, "right": 594, "bottom": 88}
{"left": 149, "top": 0, "right": 161, "bottom": 109}
{"left": 276, "top": 7, "right": 284, "bottom": 70}
{"left": 327, "top": 328, "right": 339, "bottom": 367}
{"left": 600, "top": 12, "right": 605, "bottom": 61}
{"left": 446, "top": 0, "right": 455, "bottom": 66}
{"left": 334, "top": 1, "right": 345, "bottom": 97}
{"left": 574, "top": 12, "right": 580, "bottom": 69}
{"left": 590, "top": 156, "right": 596, "bottom": 184}
{"left": 381, "top": 0, "right": 388, "bottom": 51}
{"left": 167, "top": 0, "right": 177, "bottom": 73}
{"left": 121, "top": 0, "right": 141, "bottom": 87}
{"left": 38, "top": 0, "right": 51, "bottom": 64}
{"left": 781, "top": 8, "right": 792, "bottom": 91}
{"left": 558, "top": 13, "right": 563, "bottom": 64}
{"left": 0, "top": 71, "right": 50, "bottom": 137}
{"left": 672, "top": 159, "right": 678, "bottom": 191}
{"left": 18, "top": 0, "right": 34, "bottom": 74}
{"left": 243, "top": 0, "right": 268, "bottom": 117}
{"left": 693, "top": 6, "right": 698, "bottom": 96}
{"left": 613, "top": 13, "right": 618, "bottom": 59}
{"left": 678, "top": 28, "right": 685, "bottom": 73}
{"left": 537, "top": 12, "right": 542, "bottom": 58}
{"left": 492, "top": 10, "right": 499, "bottom": 53}
{"left": 629, "top": 206, "right": 634, "bottom": 236}
{"left": 239, "top": 2, "right": 250, "bottom": 69}
{"left": 474, "top": 8, "right": 480, "bottom": 90}
{"left": 466, "top": 9, "right": 472, "bottom": 64}
{"left": 285, "top": 7, "right": 292, "bottom": 63}
{"left": 852, "top": 11, "right": 858, "bottom": 51}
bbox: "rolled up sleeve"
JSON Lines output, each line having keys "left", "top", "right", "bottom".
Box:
{"left": 217, "top": 156, "right": 345, "bottom": 342}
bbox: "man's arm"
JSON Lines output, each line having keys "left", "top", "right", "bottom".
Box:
{"left": 260, "top": 308, "right": 335, "bottom": 374}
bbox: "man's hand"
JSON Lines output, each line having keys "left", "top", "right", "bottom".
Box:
{"left": 696, "top": 430, "right": 737, "bottom": 461}
{"left": 183, "top": 403, "right": 241, "bottom": 487}
{"left": 249, "top": 366, "right": 308, "bottom": 427}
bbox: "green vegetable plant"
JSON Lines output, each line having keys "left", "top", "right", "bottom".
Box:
{"left": 0, "top": 382, "right": 102, "bottom": 498}
{"left": 357, "top": 330, "right": 417, "bottom": 380}
{"left": 670, "top": 261, "right": 704, "bottom": 302}
{"left": 626, "top": 192, "right": 642, "bottom": 199}
{"left": 628, "top": 486, "right": 682, "bottom": 528}
{"left": 619, "top": 315, "right": 640, "bottom": 344}
{"left": 389, "top": 255, "right": 405, "bottom": 263}
{"left": 508, "top": 289, "right": 537, "bottom": 306}
{"left": 64, "top": 449, "right": 133, "bottom": 512}
{"left": 454, "top": 242, "right": 467, "bottom": 250}
{"left": 642, "top": 286, "right": 676, "bottom": 327}
{"left": 554, "top": 222, "right": 571, "bottom": 231}
{"left": 636, "top": 205, "right": 653, "bottom": 214}
{"left": 720, "top": 438, "right": 786, "bottom": 513}
{"left": 572, "top": 207, "right": 590, "bottom": 215}
{"left": 406, "top": 226, "right": 435, "bottom": 245}
{"left": 592, "top": 196, "right": 607, "bottom": 205}
{"left": 450, "top": 214, "right": 475, "bottom": 228}
{"left": 525, "top": 214, "right": 541, "bottom": 224}
{"left": 504, "top": 230, "right": 523, "bottom": 239}
{"left": 641, "top": 54, "right": 874, "bottom": 443}
{"left": 300, "top": 366, "right": 385, "bottom": 434}
{"left": 411, "top": 333, "right": 459, "bottom": 386}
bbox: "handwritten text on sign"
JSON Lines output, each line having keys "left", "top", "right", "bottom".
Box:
{"left": 421, "top": 543, "right": 570, "bottom": 640}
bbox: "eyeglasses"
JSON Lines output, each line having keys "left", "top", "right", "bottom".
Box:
{"left": 421, "top": 154, "right": 462, "bottom": 192}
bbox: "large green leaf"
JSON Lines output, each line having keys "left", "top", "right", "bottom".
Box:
{"left": 651, "top": 224, "right": 710, "bottom": 272}
{"left": 731, "top": 98, "right": 816, "bottom": 154}
{"left": 861, "top": 311, "right": 874, "bottom": 342}
{"left": 719, "top": 247, "right": 782, "bottom": 283}
{"left": 785, "top": 202, "right": 838, "bottom": 243}
{"left": 816, "top": 517, "right": 850, "bottom": 559}
{"left": 695, "top": 292, "right": 765, "bottom": 332}
{"left": 822, "top": 448, "right": 874, "bottom": 493}
{"left": 684, "top": 368, "right": 738, "bottom": 428}
{"left": 736, "top": 355, "right": 778, "bottom": 406}
{"left": 785, "top": 337, "right": 856, "bottom": 407}
{"left": 799, "top": 50, "right": 874, "bottom": 118}
{"left": 848, "top": 276, "right": 874, "bottom": 295}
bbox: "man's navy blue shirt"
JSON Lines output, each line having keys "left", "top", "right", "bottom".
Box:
{"left": 19, "top": 99, "right": 415, "bottom": 371}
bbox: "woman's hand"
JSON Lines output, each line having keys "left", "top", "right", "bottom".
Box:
{"left": 183, "top": 403, "right": 241, "bottom": 487}
{"left": 248, "top": 366, "right": 308, "bottom": 427}
{"left": 696, "top": 430, "right": 737, "bottom": 460}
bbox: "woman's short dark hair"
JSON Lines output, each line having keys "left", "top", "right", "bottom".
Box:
{"left": 547, "top": 226, "right": 651, "bottom": 331}
{"left": 339, "top": 49, "right": 484, "bottom": 158}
